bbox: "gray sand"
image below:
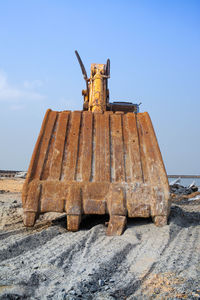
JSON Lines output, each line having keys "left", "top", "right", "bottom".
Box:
{"left": 0, "top": 192, "right": 200, "bottom": 299}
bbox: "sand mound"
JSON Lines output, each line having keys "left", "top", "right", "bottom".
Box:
{"left": 0, "top": 179, "right": 200, "bottom": 299}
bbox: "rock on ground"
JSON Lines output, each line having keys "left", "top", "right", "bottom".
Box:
{"left": 0, "top": 179, "right": 200, "bottom": 299}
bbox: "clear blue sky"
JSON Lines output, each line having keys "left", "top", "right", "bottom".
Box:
{"left": 0, "top": 0, "right": 199, "bottom": 174}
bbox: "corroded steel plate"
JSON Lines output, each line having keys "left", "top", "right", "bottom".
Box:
{"left": 22, "top": 110, "right": 170, "bottom": 235}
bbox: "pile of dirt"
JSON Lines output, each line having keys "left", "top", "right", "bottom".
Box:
{"left": 170, "top": 178, "right": 199, "bottom": 195}
{"left": 0, "top": 179, "right": 200, "bottom": 299}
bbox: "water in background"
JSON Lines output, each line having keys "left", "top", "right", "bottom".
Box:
{"left": 168, "top": 177, "right": 200, "bottom": 188}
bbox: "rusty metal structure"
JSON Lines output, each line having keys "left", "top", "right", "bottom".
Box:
{"left": 22, "top": 51, "right": 170, "bottom": 235}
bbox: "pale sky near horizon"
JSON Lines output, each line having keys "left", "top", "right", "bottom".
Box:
{"left": 0, "top": 0, "right": 200, "bottom": 174}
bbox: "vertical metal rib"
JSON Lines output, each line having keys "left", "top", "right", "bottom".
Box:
{"left": 93, "top": 113, "right": 101, "bottom": 181}
{"left": 104, "top": 112, "right": 111, "bottom": 182}
{"left": 63, "top": 111, "right": 81, "bottom": 181}
{"left": 123, "top": 113, "right": 143, "bottom": 183}
{"left": 135, "top": 113, "right": 145, "bottom": 183}
{"left": 144, "top": 112, "right": 169, "bottom": 188}
{"left": 34, "top": 111, "right": 57, "bottom": 180}
{"left": 110, "top": 113, "right": 125, "bottom": 182}
{"left": 49, "top": 112, "right": 70, "bottom": 180}
{"left": 78, "top": 111, "right": 93, "bottom": 182}
{"left": 60, "top": 112, "right": 71, "bottom": 180}
{"left": 90, "top": 113, "right": 95, "bottom": 182}
{"left": 108, "top": 111, "right": 114, "bottom": 182}
{"left": 137, "top": 112, "right": 168, "bottom": 188}
{"left": 41, "top": 113, "right": 59, "bottom": 180}
{"left": 120, "top": 112, "right": 127, "bottom": 182}
{"left": 27, "top": 109, "right": 51, "bottom": 183}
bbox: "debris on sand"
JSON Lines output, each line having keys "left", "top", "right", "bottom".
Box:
{"left": 0, "top": 190, "right": 9, "bottom": 194}
{"left": 170, "top": 179, "right": 198, "bottom": 195}
{"left": 14, "top": 171, "right": 27, "bottom": 179}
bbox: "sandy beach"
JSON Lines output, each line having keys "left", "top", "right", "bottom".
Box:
{"left": 0, "top": 178, "right": 200, "bottom": 299}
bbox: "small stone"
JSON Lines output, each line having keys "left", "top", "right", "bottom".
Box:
{"left": 80, "top": 268, "right": 86, "bottom": 273}
{"left": 98, "top": 279, "right": 105, "bottom": 287}
{"left": 105, "top": 286, "right": 110, "bottom": 290}
{"left": 109, "top": 293, "right": 116, "bottom": 298}
{"left": 154, "top": 288, "right": 160, "bottom": 294}
{"left": 57, "top": 291, "right": 67, "bottom": 300}
{"left": 69, "top": 290, "right": 76, "bottom": 295}
{"left": 90, "top": 285, "right": 98, "bottom": 293}
{"left": 76, "top": 289, "right": 82, "bottom": 297}
{"left": 33, "top": 265, "right": 39, "bottom": 269}
{"left": 82, "top": 286, "right": 89, "bottom": 293}
{"left": 29, "top": 272, "right": 40, "bottom": 286}
{"left": 69, "top": 297, "right": 77, "bottom": 300}
{"left": 192, "top": 293, "right": 200, "bottom": 297}
{"left": 109, "top": 279, "right": 115, "bottom": 283}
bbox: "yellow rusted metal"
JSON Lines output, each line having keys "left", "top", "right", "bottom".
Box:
{"left": 22, "top": 52, "right": 170, "bottom": 236}
{"left": 89, "top": 63, "right": 107, "bottom": 112}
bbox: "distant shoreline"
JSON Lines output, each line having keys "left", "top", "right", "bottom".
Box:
{"left": 0, "top": 170, "right": 200, "bottom": 179}
{"left": 168, "top": 175, "right": 200, "bottom": 178}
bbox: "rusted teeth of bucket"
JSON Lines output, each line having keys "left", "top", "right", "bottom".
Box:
{"left": 22, "top": 110, "right": 170, "bottom": 235}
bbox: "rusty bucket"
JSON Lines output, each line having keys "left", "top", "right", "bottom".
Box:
{"left": 22, "top": 53, "right": 170, "bottom": 235}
